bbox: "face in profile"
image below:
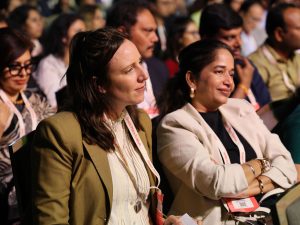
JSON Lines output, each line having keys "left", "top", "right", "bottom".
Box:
{"left": 63, "top": 19, "right": 86, "bottom": 47}
{"left": 92, "top": 8, "right": 105, "bottom": 30}
{"left": 189, "top": 48, "right": 235, "bottom": 112}
{"left": 0, "top": 50, "right": 32, "bottom": 95}
{"left": 241, "top": 3, "right": 264, "bottom": 34}
{"left": 180, "top": 21, "right": 200, "bottom": 48}
{"left": 25, "top": 9, "right": 44, "bottom": 39}
{"left": 215, "top": 27, "right": 243, "bottom": 58}
{"left": 129, "top": 9, "right": 158, "bottom": 59}
{"left": 105, "top": 40, "right": 148, "bottom": 113}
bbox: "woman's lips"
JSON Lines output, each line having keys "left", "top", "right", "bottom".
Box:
{"left": 136, "top": 85, "right": 145, "bottom": 92}
{"left": 14, "top": 80, "right": 28, "bottom": 85}
{"left": 219, "top": 88, "right": 231, "bottom": 96}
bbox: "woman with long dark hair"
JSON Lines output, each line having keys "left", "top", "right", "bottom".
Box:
{"left": 31, "top": 27, "right": 190, "bottom": 225}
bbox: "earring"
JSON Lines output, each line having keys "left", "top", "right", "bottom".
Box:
{"left": 190, "top": 88, "right": 195, "bottom": 98}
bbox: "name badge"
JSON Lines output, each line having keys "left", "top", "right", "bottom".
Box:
{"left": 223, "top": 197, "right": 259, "bottom": 213}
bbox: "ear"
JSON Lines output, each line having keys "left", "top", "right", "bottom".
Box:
{"left": 274, "top": 27, "right": 284, "bottom": 43}
{"left": 117, "top": 26, "right": 127, "bottom": 34}
{"left": 186, "top": 71, "right": 196, "bottom": 89}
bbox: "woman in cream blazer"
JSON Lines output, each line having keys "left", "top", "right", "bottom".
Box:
{"left": 156, "top": 39, "right": 297, "bottom": 225}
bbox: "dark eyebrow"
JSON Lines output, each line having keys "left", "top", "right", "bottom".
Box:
{"left": 214, "top": 65, "right": 226, "bottom": 69}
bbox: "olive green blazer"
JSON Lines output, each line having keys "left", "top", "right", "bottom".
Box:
{"left": 31, "top": 110, "right": 156, "bottom": 225}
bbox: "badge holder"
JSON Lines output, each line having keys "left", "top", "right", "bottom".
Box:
{"left": 223, "top": 197, "right": 271, "bottom": 225}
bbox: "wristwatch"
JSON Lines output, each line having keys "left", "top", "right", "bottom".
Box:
{"left": 258, "top": 158, "right": 271, "bottom": 173}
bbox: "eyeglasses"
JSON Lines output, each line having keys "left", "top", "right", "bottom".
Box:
{"left": 6, "top": 62, "right": 35, "bottom": 77}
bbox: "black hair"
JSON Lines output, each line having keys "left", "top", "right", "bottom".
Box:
{"left": 43, "top": 13, "right": 83, "bottom": 58}
{"left": 165, "top": 16, "right": 195, "bottom": 60}
{"left": 266, "top": 3, "right": 298, "bottom": 38}
{"left": 106, "top": 0, "right": 152, "bottom": 34}
{"left": 0, "top": 27, "right": 33, "bottom": 74}
{"left": 200, "top": 3, "right": 243, "bottom": 38}
{"left": 240, "top": 0, "right": 263, "bottom": 13}
{"left": 8, "top": 4, "right": 40, "bottom": 35}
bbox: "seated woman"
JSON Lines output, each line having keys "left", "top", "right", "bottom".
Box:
{"left": 31, "top": 28, "right": 191, "bottom": 225}
{"left": 35, "top": 13, "right": 85, "bottom": 109}
{"left": 0, "top": 27, "right": 54, "bottom": 225}
{"left": 156, "top": 39, "right": 297, "bottom": 225}
{"left": 164, "top": 16, "right": 200, "bottom": 78}
{"left": 8, "top": 4, "right": 44, "bottom": 58}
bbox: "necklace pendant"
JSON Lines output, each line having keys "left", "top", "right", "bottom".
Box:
{"left": 134, "top": 200, "right": 142, "bottom": 213}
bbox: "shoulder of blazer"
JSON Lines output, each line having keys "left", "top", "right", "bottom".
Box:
{"left": 220, "top": 98, "right": 254, "bottom": 117}
{"left": 36, "top": 111, "right": 83, "bottom": 151}
{"left": 137, "top": 109, "right": 152, "bottom": 133}
{"left": 137, "top": 109, "right": 152, "bottom": 151}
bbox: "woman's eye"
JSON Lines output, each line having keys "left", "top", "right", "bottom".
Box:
{"left": 215, "top": 70, "right": 224, "bottom": 75}
{"left": 139, "top": 59, "right": 144, "bottom": 65}
{"left": 125, "top": 67, "right": 133, "bottom": 73}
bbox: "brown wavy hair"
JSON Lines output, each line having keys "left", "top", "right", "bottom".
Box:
{"left": 66, "top": 27, "right": 141, "bottom": 151}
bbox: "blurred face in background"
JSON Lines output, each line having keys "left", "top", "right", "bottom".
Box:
{"left": 0, "top": 50, "right": 32, "bottom": 96}
{"left": 155, "top": 0, "right": 177, "bottom": 18}
{"left": 63, "top": 19, "right": 86, "bottom": 47}
{"left": 129, "top": 9, "right": 158, "bottom": 59}
{"left": 180, "top": 21, "right": 200, "bottom": 48}
{"left": 25, "top": 9, "right": 44, "bottom": 39}
{"left": 230, "top": 0, "right": 244, "bottom": 11}
{"left": 92, "top": 8, "right": 105, "bottom": 30}
{"left": 241, "top": 3, "right": 264, "bottom": 34}
{"left": 215, "top": 27, "right": 243, "bottom": 58}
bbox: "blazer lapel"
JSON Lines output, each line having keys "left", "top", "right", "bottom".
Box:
{"left": 83, "top": 141, "right": 113, "bottom": 209}
{"left": 182, "top": 103, "right": 225, "bottom": 164}
{"left": 81, "top": 127, "right": 156, "bottom": 211}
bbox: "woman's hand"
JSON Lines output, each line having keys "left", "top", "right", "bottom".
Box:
{"left": 164, "top": 215, "right": 202, "bottom": 225}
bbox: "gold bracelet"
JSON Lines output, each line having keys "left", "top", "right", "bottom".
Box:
{"left": 256, "top": 177, "right": 264, "bottom": 194}
{"left": 258, "top": 158, "right": 271, "bottom": 173}
{"left": 238, "top": 84, "right": 249, "bottom": 94}
{"left": 245, "top": 163, "right": 256, "bottom": 176}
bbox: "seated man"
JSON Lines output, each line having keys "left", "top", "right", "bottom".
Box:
{"left": 200, "top": 3, "right": 271, "bottom": 111}
{"left": 249, "top": 3, "right": 300, "bottom": 102}
{"left": 106, "top": 0, "right": 169, "bottom": 119}
{"left": 249, "top": 3, "right": 300, "bottom": 181}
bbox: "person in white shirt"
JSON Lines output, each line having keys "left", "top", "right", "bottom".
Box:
{"left": 35, "top": 13, "right": 85, "bottom": 108}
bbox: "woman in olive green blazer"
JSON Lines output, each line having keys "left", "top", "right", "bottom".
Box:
{"left": 32, "top": 110, "right": 156, "bottom": 225}
{"left": 31, "top": 28, "right": 184, "bottom": 225}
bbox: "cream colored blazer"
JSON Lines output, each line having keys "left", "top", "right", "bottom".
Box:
{"left": 157, "top": 99, "right": 297, "bottom": 225}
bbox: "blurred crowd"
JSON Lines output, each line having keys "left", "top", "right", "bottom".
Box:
{"left": 0, "top": 0, "right": 300, "bottom": 224}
